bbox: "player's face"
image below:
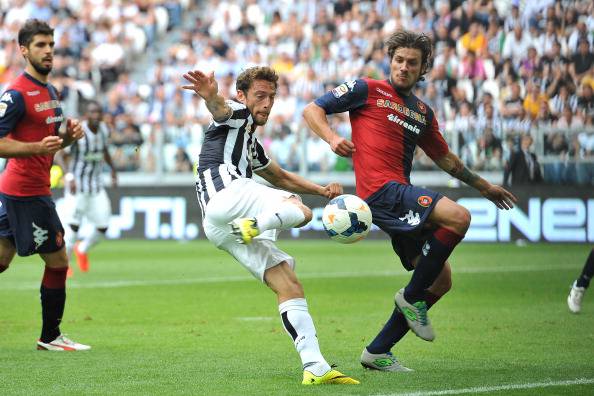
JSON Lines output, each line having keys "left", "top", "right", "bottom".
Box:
{"left": 389, "top": 47, "right": 423, "bottom": 94}
{"left": 238, "top": 80, "right": 276, "bottom": 126}
{"left": 86, "top": 104, "right": 103, "bottom": 130}
{"left": 21, "top": 34, "right": 55, "bottom": 76}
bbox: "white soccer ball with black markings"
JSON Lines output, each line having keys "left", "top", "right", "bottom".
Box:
{"left": 322, "top": 194, "right": 372, "bottom": 244}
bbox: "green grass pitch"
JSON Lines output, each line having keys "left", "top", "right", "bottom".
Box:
{"left": 1, "top": 240, "right": 593, "bottom": 395}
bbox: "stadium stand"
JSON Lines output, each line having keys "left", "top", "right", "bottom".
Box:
{"left": 0, "top": 0, "right": 592, "bottom": 185}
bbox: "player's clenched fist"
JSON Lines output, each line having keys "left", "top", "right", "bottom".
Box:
{"left": 66, "top": 118, "right": 84, "bottom": 141}
{"left": 323, "top": 182, "right": 343, "bottom": 199}
{"left": 330, "top": 135, "right": 355, "bottom": 157}
{"left": 37, "top": 135, "right": 64, "bottom": 154}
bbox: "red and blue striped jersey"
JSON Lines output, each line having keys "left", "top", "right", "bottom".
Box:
{"left": 315, "top": 78, "right": 449, "bottom": 199}
{"left": 0, "top": 73, "right": 64, "bottom": 196}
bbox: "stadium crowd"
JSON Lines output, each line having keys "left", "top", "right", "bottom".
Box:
{"left": 0, "top": 0, "right": 593, "bottom": 185}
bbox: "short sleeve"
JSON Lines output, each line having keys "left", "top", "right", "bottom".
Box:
{"left": 251, "top": 135, "right": 271, "bottom": 171}
{"left": 314, "top": 79, "right": 368, "bottom": 114}
{"left": 0, "top": 90, "right": 25, "bottom": 138}
{"left": 212, "top": 100, "right": 249, "bottom": 128}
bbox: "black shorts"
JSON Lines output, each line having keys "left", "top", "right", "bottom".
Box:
{"left": 0, "top": 193, "right": 65, "bottom": 256}
{"left": 365, "top": 182, "right": 442, "bottom": 271}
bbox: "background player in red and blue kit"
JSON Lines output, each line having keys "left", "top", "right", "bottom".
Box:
{"left": 0, "top": 19, "right": 87, "bottom": 351}
{"left": 304, "top": 30, "right": 517, "bottom": 371}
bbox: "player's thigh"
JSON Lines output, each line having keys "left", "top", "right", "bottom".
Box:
{"left": 0, "top": 237, "right": 16, "bottom": 269}
{"left": 367, "top": 182, "right": 442, "bottom": 236}
{"left": 428, "top": 197, "right": 471, "bottom": 234}
{"left": 214, "top": 233, "right": 295, "bottom": 282}
{"left": 87, "top": 190, "right": 112, "bottom": 228}
{"left": 2, "top": 196, "right": 65, "bottom": 257}
{"left": 205, "top": 179, "right": 294, "bottom": 227}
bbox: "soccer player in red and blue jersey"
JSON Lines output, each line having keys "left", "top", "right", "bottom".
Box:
{"left": 0, "top": 19, "right": 88, "bottom": 351}
{"left": 304, "top": 30, "right": 517, "bottom": 371}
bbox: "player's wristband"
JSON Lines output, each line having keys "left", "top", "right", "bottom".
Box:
{"left": 64, "top": 173, "right": 74, "bottom": 182}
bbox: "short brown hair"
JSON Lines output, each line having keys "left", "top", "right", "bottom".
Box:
{"left": 236, "top": 66, "right": 279, "bottom": 93}
{"left": 385, "top": 30, "right": 433, "bottom": 80}
{"left": 18, "top": 19, "right": 53, "bottom": 47}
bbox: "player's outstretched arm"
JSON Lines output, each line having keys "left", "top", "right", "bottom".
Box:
{"left": 435, "top": 150, "right": 517, "bottom": 210}
{"left": 256, "top": 160, "right": 343, "bottom": 199}
{"left": 0, "top": 136, "right": 63, "bottom": 157}
{"left": 182, "top": 70, "right": 232, "bottom": 122}
{"left": 303, "top": 102, "right": 355, "bottom": 157}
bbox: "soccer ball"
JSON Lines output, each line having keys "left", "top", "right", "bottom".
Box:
{"left": 322, "top": 194, "right": 372, "bottom": 244}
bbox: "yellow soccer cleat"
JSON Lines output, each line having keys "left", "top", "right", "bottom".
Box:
{"left": 302, "top": 369, "right": 360, "bottom": 385}
{"left": 229, "top": 217, "right": 260, "bottom": 244}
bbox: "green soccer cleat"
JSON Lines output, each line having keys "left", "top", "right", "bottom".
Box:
{"left": 302, "top": 369, "right": 360, "bottom": 385}
{"left": 395, "top": 288, "right": 435, "bottom": 341}
{"left": 360, "top": 348, "right": 413, "bottom": 372}
{"left": 229, "top": 217, "right": 260, "bottom": 244}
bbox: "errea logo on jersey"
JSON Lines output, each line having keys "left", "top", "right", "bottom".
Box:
{"left": 332, "top": 80, "right": 356, "bottom": 98}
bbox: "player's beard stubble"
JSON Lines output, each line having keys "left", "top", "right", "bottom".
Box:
{"left": 30, "top": 57, "right": 52, "bottom": 76}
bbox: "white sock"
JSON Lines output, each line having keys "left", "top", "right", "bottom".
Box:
{"left": 78, "top": 229, "right": 104, "bottom": 253}
{"left": 65, "top": 228, "right": 78, "bottom": 261}
{"left": 279, "top": 298, "right": 331, "bottom": 376}
{"left": 256, "top": 202, "right": 305, "bottom": 232}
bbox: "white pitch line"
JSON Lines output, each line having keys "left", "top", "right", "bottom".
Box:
{"left": 375, "top": 378, "right": 594, "bottom": 396}
{"left": 0, "top": 263, "right": 579, "bottom": 291}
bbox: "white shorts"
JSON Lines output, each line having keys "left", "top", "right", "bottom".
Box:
{"left": 61, "top": 189, "right": 112, "bottom": 229}
{"left": 202, "top": 178, "right": 296, "bottom": 281}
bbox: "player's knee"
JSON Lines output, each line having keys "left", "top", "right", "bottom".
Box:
{"left": 449, "top": 205, "right": 471, "bottom": 235}
{"left": 299, "top": 205, "right": 312, "bottom": 224}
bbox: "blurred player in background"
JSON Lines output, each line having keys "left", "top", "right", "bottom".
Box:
{"left": 57, "top": 100, "right": 117, "bottom": 275}
{"left": 304, "top": 30, "right": 517, "bottom": 371}
{"left": 568, "top": 248, "right": 594, "bottom": 313}
{"left": 0, "top": 19, "right": 89, "bottom": 351}
{"left": 182, "top": 66, "right": 358, "bottom": 385}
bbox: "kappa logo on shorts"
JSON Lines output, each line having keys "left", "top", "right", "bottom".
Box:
{"left": 399, "top": 210, "right": 420, "bottom": 226}
{"left": 32, "top": 222, "right": 49, "bottom": 249}
{"left": 417, "top": 195, "right": 432, "bottom": 207}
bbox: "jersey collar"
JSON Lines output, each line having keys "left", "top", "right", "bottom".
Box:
{"left": 23, "top": 72, "right": 48, "bottom": 87}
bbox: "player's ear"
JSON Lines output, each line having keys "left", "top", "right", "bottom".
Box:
{"left": 236, "top": 90, "right": 246, "bottom": 103}
{"left": 19, "top": 45, "right": 28, "bottom": 60}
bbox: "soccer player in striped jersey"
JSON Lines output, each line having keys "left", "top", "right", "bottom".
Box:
{"left": 304, "top": 30, "right": 517, "bottom": 371}
{"left": 0, "top": 19, "right": 89, "bottom": 351}
{"left": 58, "top": 100, "right": 117, "bottom": 275}
{"left": 182, "top": 66, "right": 359, "bottom": 385}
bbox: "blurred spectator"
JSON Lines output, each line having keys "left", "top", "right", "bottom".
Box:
{"left": 504, "top": 134, "right": 543, "bottom": 186}
{"left": 174, "top": 147, "right": 193, "bottom": 173}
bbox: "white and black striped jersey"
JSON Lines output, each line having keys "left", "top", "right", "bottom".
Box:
{"left": 195, "top": 100, "right": 271, "bottom": 212}
{"left": 67, "top": 120, "right": 109, "bottom": 194}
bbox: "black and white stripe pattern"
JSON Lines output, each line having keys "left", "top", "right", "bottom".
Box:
{"left": 195, "top": 100, "right": 270, "bottom": 213}
{"left": 68, "top": 120, "right": 109, "bottom": 194}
